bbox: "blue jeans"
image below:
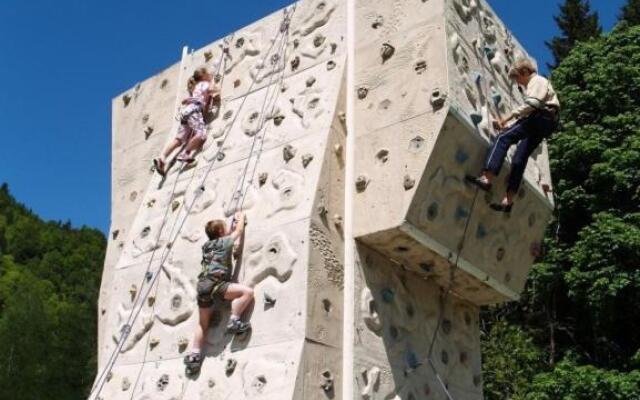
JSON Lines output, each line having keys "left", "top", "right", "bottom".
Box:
{"left": 484, "top": 112, "right": 557, "bottom": 193}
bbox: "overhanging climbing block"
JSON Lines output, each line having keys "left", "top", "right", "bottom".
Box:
{"left": 354, "top": 0, "right": 554, "bottom": 306}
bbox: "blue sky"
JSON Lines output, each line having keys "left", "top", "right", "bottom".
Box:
{"left": 0, "top": 0, "right": 626, "bottom": 234}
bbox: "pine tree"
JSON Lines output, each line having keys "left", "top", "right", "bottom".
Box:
{"left": 545, "top": 0, "right": 602, "bottom": 69}
{"left": 620, "top": 0, "right": 640, "bottom": 26}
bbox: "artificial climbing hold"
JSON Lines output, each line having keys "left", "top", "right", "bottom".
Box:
{"left": 121, "top": 377, "right": 131, "bottom": 391}
{"left": 430, "top": 88, "right": 446, "bottom": 110}
{"left": 380, "top": 43, "right": 395, "bottom": 63}
{"left": 144, "top": 126, "right": 154, "bottom": 140}
{"left": 415, "top": 60, "right": 427, "bottom": 74}
{"left": 376, "top": 149, "right": 390, "bottom": 163}
{"left": 381, "top": 288, "right": 394, "bottom": 303}
{"left": 157, "top": 374, "right": 169, "bottom": 391}
{"left": 403, "top": 175, "right": 416, "bottom": 190}
{"left": 283, "top": 145, "right": 297, "bottom": 162}
{"left": 357, "top": 87, "right": 369, "bottom": 100}
{"left": 442, "top": 319, "right": 452, "bottom": 334}
{"left": 225, "top": 359, "right": 237, "bottom": 376}
{"left": 320, "top": 370, "right": 334, "bottom": 393}
{"left": 302, "top": 154, "right": 314, "bottom": 168}
{"left": 306, "top": 76, "right": 317, "bottom": 87}
{"left": 178, "top": 337, "right": 189, "bottom": 353}
{"left": 258, "top": 172, "right": 268, "bottom": 186}
{"left": 290, "top": 56, "right": 300, "bottom": 71}
{"left": 355, "top": 175, "right": 369, "bottom": 192}
{"left": 264, "top": 292, "right": 276, "bottom": 306}
{"left": 371, "top": 15, "right": 384, "bottom": 29}
{"left": 129, "top": 285, "right": 137, "bottom": 301}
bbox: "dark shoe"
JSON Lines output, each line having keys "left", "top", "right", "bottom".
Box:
{"left": 490, "top": 203, "right": 513, "bottom": 213}
{"left": 153, "top": 158, "right": 166, "bottom": 177}
{"left": 465, "top": 175, "right": 492, "bottom": 192}
{"left": 177, "top": 152, "right": 195, "bottom": 164}
{"left": 226, "top": 319, "right": 251, "bottom": 334}
{"left": 184, "top": 352, "right": 203, "bottom": 375}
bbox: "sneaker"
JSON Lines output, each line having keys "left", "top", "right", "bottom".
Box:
{"left": 226, "top": 319, "right": 251, "bottom": 334}
{"left": 184, "top": 352, "right": 203, "bottom": 375}
{"left": 153, "top": 158, "right": 166, "bottom": 177}
{"left": 465, "top": 175, "right": 492, "bottom": 192}
{"left": 177, "top": 152, "right": 195, "bottom": 164}
{"left": 489, "top": 202, "right": 513, "bottom": 213}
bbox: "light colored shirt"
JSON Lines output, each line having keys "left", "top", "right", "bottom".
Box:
{"left": 511, "top": 74, "right": 560, "bottom": 119}
{"left": 186, "top": 81, "right": 212, "bottom": 108}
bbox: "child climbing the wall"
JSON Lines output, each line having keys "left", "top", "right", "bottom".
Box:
{"left": 466, "top": 58, "right": 560, "bottom": 213}
{"left": 184, "top": 211, "right": 254, "bottom": 374}
{"left": 153, "top": 67, "right": 220, "bottom": 176}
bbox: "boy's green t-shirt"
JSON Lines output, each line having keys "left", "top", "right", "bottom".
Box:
{"left": 201, "top": 236, "right": 234, "bottom": 276}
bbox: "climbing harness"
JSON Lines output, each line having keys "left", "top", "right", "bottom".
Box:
{"left": 88, "top": 7, "right": 296, "bottom": 400}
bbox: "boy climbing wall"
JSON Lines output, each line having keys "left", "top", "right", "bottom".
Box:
{"left": 184, "top": 212, "right": 254, "bottom": 374}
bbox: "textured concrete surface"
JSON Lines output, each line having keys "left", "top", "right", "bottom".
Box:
{"left": 96, "top": 0, "right": 552, "bottom": 399}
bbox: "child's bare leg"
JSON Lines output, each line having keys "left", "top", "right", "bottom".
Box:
{"left": 191, "top": 306, "right": 212, "bottom": 353}
{"left": 224, "top": 283, "right": 254, "bottom": 319}
{"left": 162, "top": 138, "right": 183, "bottom": 161}
{"left": 183, "top": 136, "right": 206, "bottom": 157}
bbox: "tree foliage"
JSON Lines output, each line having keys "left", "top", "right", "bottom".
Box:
{"left": 546, "top": 0, "right": 602, "bottom": 69}
{"left": 0, "top": 184, "right": 106, "bottom": 400}
{"left": 483, "top": 26, "right": 640, "bottom": 400}
{"left": 620, "top": 0, "right": 640, "bottom": 26}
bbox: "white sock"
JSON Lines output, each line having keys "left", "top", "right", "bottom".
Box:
{"left": 191, "top": 347, "right": 201, "bottom": 355}
{"left": 230, "top": 315, "right": 240, "bottom": 322}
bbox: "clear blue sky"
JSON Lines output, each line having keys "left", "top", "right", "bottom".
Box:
{"left": 0, "top": 0, "right": 626, "bottom": 234}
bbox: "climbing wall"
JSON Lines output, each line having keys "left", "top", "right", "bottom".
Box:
{"left": 97, "top": 0, "right": 553, "bottom": 399}
{"left": 97, "top": 1, "right": 346, "bottom": 399}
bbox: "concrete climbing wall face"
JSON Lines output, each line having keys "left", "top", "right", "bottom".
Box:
{"left": 353, "top": 0, "right": 554, "bottom": 306}
{"left": 355, "top": 246, "right": 483, "bottom": 399}
{"left": 97, "top": 1, "right": 346, "bottom": 399}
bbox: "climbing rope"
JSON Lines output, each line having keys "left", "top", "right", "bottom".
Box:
{"left": 229, "top": 10, "right": 293, "bottom": 215}
{"left": 418, "top": 187, "right": 481, "bottom": 400}
{"left": 88, "top": 8, "right": 296, "bottom": 400}
{"left": 88, "top": 46, "right": 196, "bottom": 399}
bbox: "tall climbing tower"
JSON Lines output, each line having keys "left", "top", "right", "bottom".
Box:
{"left": 94, "top": 0, "right": 553, "bottom": 399}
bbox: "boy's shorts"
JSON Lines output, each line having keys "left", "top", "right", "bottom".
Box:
{"left": 177, "top": 104, "right": 206, "bottom": 144}
{"left": 196, "top": 273, "right": 230, "bottom": 308}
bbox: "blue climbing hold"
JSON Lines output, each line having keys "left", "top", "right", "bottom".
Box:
{"left": 476, "top": 224, "right": 487, "bottom": 239}
{"left": 492, "top": 93, "right": 502, "bottom": 106}
{"left": 455, "top": 206, "right": 469, "bottom": 221}
{"left": 470, "top": 113, "right": 483, "bottom": 125}
{"left": 406, "top": 351, "right": 421, "bottom": 370}
{"left": 484, "top": 46, "right": 496, "bottom": 60}
{"left": 381, "top": 288, "right": 394, "bottom": 303}
{"left": 455, "top": 149, "right": 469, "bottom": 164}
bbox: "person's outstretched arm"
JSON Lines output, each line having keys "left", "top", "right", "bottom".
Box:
{"left": 229, "top": 212, "right": 245, "bottom": 243}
